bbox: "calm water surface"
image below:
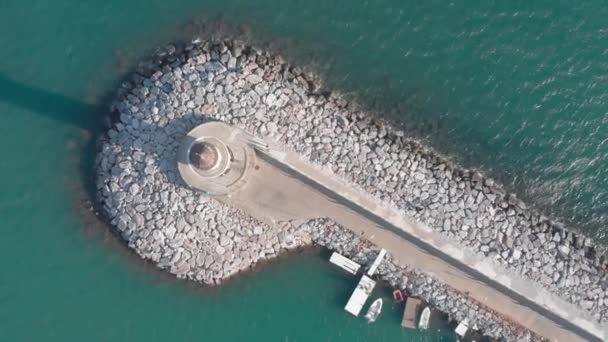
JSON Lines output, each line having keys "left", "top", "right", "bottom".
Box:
{"left": 1, "top": 0, "right": 606, "bottom": 340}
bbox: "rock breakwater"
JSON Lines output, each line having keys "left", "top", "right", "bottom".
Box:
{"left": 96, "top": 37, "right": 606, "bottom": 337}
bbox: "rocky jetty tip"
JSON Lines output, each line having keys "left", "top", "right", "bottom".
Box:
{"left": 96, "top": 38, "right": 607, "bottom": 341}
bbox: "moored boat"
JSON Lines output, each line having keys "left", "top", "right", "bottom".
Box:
{"left": 418, "top": 306, "right": 431, "bottom": 329}
{"left": 365, "top": 298, "right": 383, "bottom": 323}
{"left": 393, "top": 289, "right": 404, "bottom": 303}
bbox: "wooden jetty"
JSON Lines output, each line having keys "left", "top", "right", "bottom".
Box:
{"left": 402, "top": 297, "right": 422, "bottom": 328}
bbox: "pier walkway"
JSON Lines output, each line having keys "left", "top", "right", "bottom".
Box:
{"left": 220, "top": 137, "right": 606, "bottom": 342}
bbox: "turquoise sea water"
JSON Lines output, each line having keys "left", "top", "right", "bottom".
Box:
{"left": 1, "top": 1, "right": 606, "bottom": 341}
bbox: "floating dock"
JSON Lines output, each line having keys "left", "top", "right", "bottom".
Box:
{"left": 345, "top": 275, "right": 376, "bottom": 316}
{"left": 329, "top": 252, "right": 361, "bottom": 275}
{"left": 402, "top": 297, "right": 422, "bottom": 328}
{"left": 455, "top": 320, "right": 469, "bottom": 337}
{"left": 343, "top": 249, "right": 386, "bottom": 317}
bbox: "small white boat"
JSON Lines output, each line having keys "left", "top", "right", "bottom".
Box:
{"left": 365, "top": 298, "right": 383, "bottom": 323}
{"left": 418, "top": 306, "right": 431, "bottom": 329}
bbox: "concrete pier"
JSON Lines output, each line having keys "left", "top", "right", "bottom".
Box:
{"left": 97, "top": 39, "right": 607, "bottom": 342}
{"left": 212, "top": 129, "right": 604, "bottom": 341}
{"left": 168, "top": 120, "right": 604, "bottom": 340}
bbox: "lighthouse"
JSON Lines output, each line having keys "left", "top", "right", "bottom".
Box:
{"left": 177, "top": 121, "right": 256, "bottom": 196}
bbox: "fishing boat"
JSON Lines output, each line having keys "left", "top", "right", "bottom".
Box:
{"left": 392, "top": 289, "right": 404, "bottom": 303}
{"left": 418, "top": 306, "right": 431, "bottom": 329}
{"left": 365, "top": 298, "right": 383, "bottom": 323}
